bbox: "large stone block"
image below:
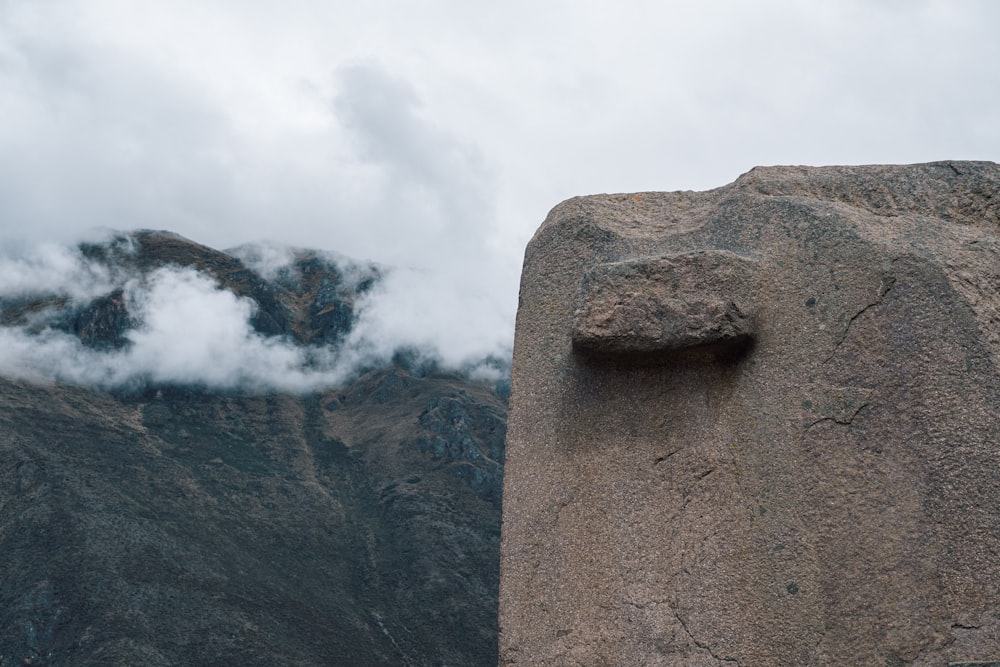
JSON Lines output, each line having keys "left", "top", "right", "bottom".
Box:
{"left": 500, "top": 162, "right": 1000, "bottom": 665}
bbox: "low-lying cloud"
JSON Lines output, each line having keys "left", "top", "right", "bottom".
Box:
{"left": 0, "top": 239, "right": 120, "bottom": 302}
{"left": 0, "top": 235, "right": 509, "bottom": 392}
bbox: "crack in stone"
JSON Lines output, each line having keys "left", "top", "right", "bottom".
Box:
{"left": 672, "top": 608, "right": 743, "bottom": 666}
{"left": 622, "top": 599, "right": 743, "bottom": 665}
{"left": 653, "top": 448, "right": 680, "bottom": 466}
{"left": 823, "top": 271, "right": 897, "bottom": 364}
{"left": 623, "top": 598, "right": 669, "bottom": 611}
{"left": 803, "top": 400, "right": 869, "bottom": 432}
{"left": 952, "top": 622, "right": 982, "bottom": 630}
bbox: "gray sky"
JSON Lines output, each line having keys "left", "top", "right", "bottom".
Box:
{"left": 1, "top": 0, "right": 998, "bottom": 383}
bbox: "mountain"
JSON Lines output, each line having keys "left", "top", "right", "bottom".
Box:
{"left": 0, "top": 231, "right": 507, "bottom": 666}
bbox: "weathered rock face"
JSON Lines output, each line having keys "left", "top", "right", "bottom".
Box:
{"left": 500, "top": 162, "right": 1000, "bottom": 665}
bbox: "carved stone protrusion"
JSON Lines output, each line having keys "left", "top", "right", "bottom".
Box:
{"left": 571, "top": 250, "right": 757, "bottom": 359}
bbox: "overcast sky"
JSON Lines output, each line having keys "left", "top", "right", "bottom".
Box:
{"left": 1, "top": 0, "right": 998, "bottom": 384}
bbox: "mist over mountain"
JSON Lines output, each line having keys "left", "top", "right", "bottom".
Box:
{"left": 0, "top": 231, "right": 508, "bottom": 666}
{"left": 0, "top": 230, "right": 511, "bottom": 391}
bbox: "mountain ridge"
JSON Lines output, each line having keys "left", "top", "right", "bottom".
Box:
{"left": 0, "top": 231, "right": 506, "bottom": 666}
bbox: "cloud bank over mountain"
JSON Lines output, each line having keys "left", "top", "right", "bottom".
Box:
{"left": 0, "top": 233, "right": 510, "bottom": 392}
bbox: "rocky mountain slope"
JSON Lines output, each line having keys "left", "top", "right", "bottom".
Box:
{"left": 0, "top": 232, "right": 507, "bottom": 666}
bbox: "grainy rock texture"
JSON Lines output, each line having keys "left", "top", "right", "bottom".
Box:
{"left": 499, "top": 162, "right": 1000, "bottom": 666}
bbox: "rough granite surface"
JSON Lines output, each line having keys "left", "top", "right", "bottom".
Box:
{"left": 499, "top": 161, "right": 1000, "bottom": 666}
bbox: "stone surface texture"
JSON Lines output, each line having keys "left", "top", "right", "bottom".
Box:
{"left": 499, "top": 162, "right": 1000, "bottom": 666}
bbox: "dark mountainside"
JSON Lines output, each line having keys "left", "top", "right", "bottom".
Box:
{"left": 0, "top": 232, "right": 507, "bottom": 666}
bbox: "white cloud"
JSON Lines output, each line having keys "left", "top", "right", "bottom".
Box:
{"left": 344, "top": 263, "right": 513, "bottom": 369}
{"left": 0, "top": 237, "right": 119, "bottom": 302}
{"left": 0, "top": 263, "right": 345, "bottom": 391}
{"left": 227, "top": 241, "right": 298, "bottom": 281}
{"left": 0, "top": 239, "right": 509, "bottom": 391}
{"left": 122, "top": 268, "right": 290, "bottom": 388}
